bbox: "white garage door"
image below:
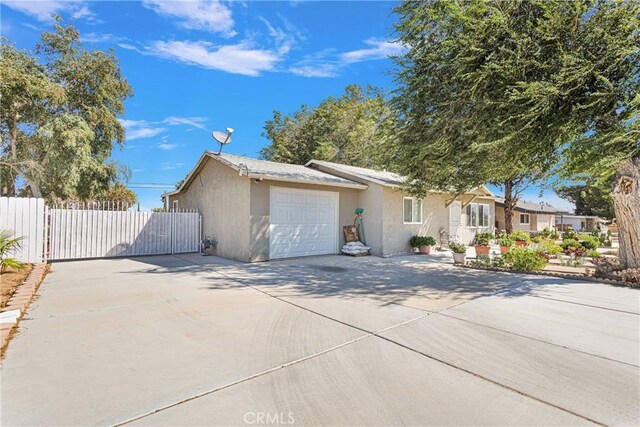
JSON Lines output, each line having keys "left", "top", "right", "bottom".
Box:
{"left": 269, "top": 186, "right": 339, "bottom": 259}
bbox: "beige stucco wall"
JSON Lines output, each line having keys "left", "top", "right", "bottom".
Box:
{"left": 248, "top": 180, "right": 360, "bottom": 262}
{"left": 355, "top": 183, "right": 385, "bottom": 256}
{"left": 168, "top": 158, "right": 252, "bottom": 262}
{"left": 380, "top": 189, "right": 450, "bottom": 256}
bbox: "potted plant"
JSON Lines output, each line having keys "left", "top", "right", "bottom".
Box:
{"left": 511, "top": 231, "right": 530, "bottom": 247}
{"left": 498, "top": 235, "right": 513, "bottom": 254}
{"left": 449, "top": 242, "right": 467, "bottom": 264}
{"left": 473, "top": 232, "right": 493, "bottom": 257}
{"left": 410, "top": 235, "right": 436, "bottom": 254}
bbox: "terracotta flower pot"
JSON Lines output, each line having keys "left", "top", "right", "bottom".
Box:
{"left": 475, "top": 245, "right": 490, "bottom": 256}
{"left": 419, "top": 245, "right": 431, "bottom": 255}
{"left": 515, "top": 240, "right": 528, "bottom": 247}
{"left": 500, "top": 245, "right": 510, "bottom": 254}
{"left": 453, "top": 252, "right": 466, "bottom": 264}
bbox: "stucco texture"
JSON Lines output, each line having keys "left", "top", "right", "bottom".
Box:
{"left": 169, "top": 158, "right": 252, "bottom": 262}
{"left": 248, "top": 180, "right": 360, "bottom": 262}
{"left": 381, "top": 189, "right": 450, "bottom": 256}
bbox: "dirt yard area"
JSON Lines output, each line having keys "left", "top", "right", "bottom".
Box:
{"left": 1, "top": 264, "right": 33, "bottom": 309}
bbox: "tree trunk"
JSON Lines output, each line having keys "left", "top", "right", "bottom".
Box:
{"left": 503, "top": 179, "right": 517, "bottom": 234}
{"left": 612, "top": 155, "right": 640, "bottom": 269}
{"left": 27, "top": 180, "right": 43, "bottom": 198}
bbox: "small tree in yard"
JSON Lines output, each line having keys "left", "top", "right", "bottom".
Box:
{"left": 392, "top": 0, "right": 639, "bottom": 268}
{"left": 0, "top": 230, "right": 24, "bottom": 272}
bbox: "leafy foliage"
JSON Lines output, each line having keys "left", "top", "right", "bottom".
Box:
{"left": 503, "top": 247, "right": 548, "bottom": 271}
{"left": 556, "top": 178, "right": 616, "bottom": 219}
{"left": 449, "top": 242, "right": 467, "bottom": 253}
{"left": 260, "top": 85, "right": 398, "bottom": 169}
{"left": 510, "top": 231, "right": 530, "bottom": 242}
{"left": 0, "top": 19, "right": 133, "bottom": 200}
{"left": 410, "top": 235, "right": 436, "bottom": 247}
{"left": 0, "top": 230, "right": 24, "bottom": 272}
{"left": 473, "top": 232, "right": 494, "bottom": 246}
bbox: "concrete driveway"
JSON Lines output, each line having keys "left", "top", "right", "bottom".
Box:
{"left": 1, "top": 254, "right": 638, "bottom": 426}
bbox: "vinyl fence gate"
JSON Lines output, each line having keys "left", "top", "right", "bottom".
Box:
{"left": 48, "top": 204, "right": 201, "bottom": 261}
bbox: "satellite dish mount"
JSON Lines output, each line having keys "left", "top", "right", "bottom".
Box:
{"left": 212, "top": 127, "right": 234, "bottom": 154}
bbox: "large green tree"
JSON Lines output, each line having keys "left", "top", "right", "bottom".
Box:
{"left": 0, "top": 19, "right": 133, "bottom": 200}
{"left": 393, "top": 0, "right": 639, "bottom": 267}
{"left": 260, "top": 85, "right": 398, "bottom": 169}
{"left": 556, "top": 178, "right": 616, "bottom": 220}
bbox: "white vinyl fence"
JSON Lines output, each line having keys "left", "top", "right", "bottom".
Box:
{"left": 0, "top": 197, "right": 201, "bottom": 262}
{"left": 49, "top": 205, "right": 201, "bottom": 260}
{"left": 0, "top": 197, "right": 48, "bottom": 263}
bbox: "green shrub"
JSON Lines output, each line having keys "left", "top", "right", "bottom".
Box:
{"left": 579, "top": 235, "right": 600, "bottom": 250}
{"left": 410, "top": 235, "right": 436, "bottom": 247}
{"left": 560, "top": 239, "right": 583, "bottom": 251}
{"left": 587, "top": 249, "right": 601, "bottom": 258}
{"left": 498, "top": 236, "right": 513, "bottom": 247}
{"left": 471, "top": 254, "right": 492, "bottom": 267}
{"left": 503, "top": 247, "right": 548, "bottom": 271}
{"left": 510, "top": 231, "right": 530, "bottom": 242}
{"left": 562, "top": 228, "right": 579, "bottom": 240}
{"left": 474, "top": 232, "right": 493, "bottom": 246}
{"left": 543, "top": 242, "right": 563, "bottom": 255}
{"left": 532, "top": 236, "right": 542, "bottom": 243}
{"left": 0, "top": 230, "right": 24, "bottom": 272}
{"left": 449, "top": 242, "right": 467, "bottom": 253}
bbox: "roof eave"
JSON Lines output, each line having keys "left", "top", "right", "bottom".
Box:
{"left": 248, "top": 172, "right": 368, "bottom": 189}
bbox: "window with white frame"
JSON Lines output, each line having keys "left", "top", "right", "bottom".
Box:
{"left": 520, "top": 213, "right": 530, "bottom": 224}
{"left": 466, "top": 203, "right": 490, "bottom": 227}
{"left": 403, "top": 197, "right": 422, "bottom": 224}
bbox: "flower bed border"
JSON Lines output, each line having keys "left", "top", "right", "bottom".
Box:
{"left": 455, "top": 263, "right": 638, "bottom": 289}
{"left": 1, "top": 263, "right": 49, "bottom": 357}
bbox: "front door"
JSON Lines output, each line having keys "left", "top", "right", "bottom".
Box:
{"left": 449, "top": 201, "right": 462, "bottom": 243}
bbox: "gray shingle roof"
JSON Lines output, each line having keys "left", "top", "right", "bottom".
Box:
{"left": 495, "top": 197, "right": 562, "bottom": 213}
{"left": 210, "top": 152, "right": 367, "bottom": 188}
{"left": 306, "top": 160, "right": 405, "bottom": 187}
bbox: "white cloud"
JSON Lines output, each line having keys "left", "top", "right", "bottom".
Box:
{"left": 258, "top": 16, "right": 304, "bottom": 55}
{"left": 3, "top": 0, "right": 95, "bottom": 23}
{"left": 157, "top": 143, "right": 178, "bottom": 151}
{"left": 142, "top": 0, "right": 236, "bottom": 37}
{"left": 339, "top": 39, "right": 405, "bottom": 63}
{"left": 162, "top": 116, "right": 208, "bottom": 129}
{"left": 289, "top": 39, "right": 404, "bottom": 78}
{"left": 119, "top": 116, "right": 209, "bottom": 141}
{"left": 118, "top": 119, "right": 167, "bottom": 141}
{"left": 147, "top": 40, "right": 280, "bottom": 76}
{"left": 161, "top": 162, "right": 186, "bottom": 171}
{"left": 289, "top": 64, "right": 338, "bottom": 78}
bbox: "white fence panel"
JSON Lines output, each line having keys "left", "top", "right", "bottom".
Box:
{"left": 0, "top": 197, "right": 47, "bottom": 263}
{"left": 49, "top": 207, "right": 200, "bottom": 260}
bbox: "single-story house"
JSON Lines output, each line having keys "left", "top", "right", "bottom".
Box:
{"left": 555, "top": 214, "right": 609, "bottom": 233}
{"left": 163, "top": 151, "right": 495, "bottom": 262}
{"left": 494, "top": 198, "right": 561, "bottom": 233}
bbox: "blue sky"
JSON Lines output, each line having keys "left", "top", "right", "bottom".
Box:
{"left": 1, "top": 0, "right": 573, "bottom": 212}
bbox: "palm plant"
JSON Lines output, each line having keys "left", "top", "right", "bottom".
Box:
{"left": 0, "top": 230, "right": 24, "bottom": 272}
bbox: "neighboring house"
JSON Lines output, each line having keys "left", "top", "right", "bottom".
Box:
{"left": 163, "top": 152, "right": 495, "bottom": 262}
{"left": 555, "top": 214, "right": 608, "bottom": 233}
{"left": 495, "top": 198, "right": 561, "bottom": 232}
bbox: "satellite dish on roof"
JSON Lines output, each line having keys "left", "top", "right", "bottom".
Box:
{"left": 212, "top": 127, "right": 234, "bottom": 154}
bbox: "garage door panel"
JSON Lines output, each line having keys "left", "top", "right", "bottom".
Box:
{"left": 270, "top": 187, "right": 338, "bottom": 259}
